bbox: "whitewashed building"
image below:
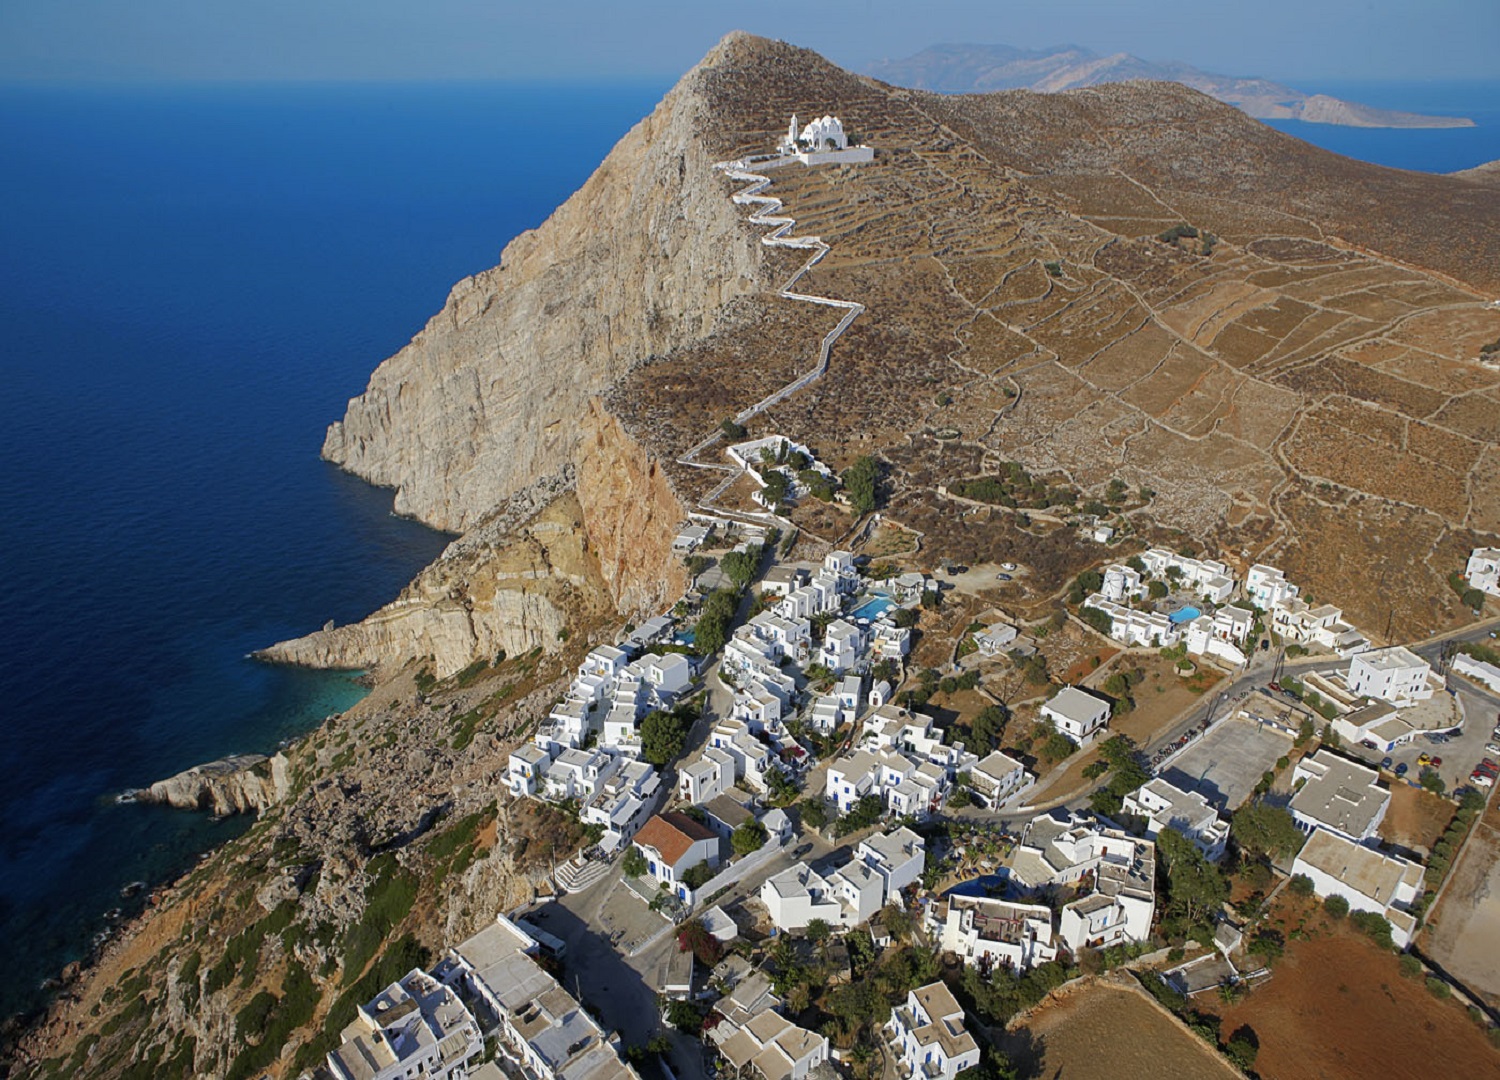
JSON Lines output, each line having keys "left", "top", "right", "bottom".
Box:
{"left": 887, "top": 983, "right": 980, "bottom": 1080}
{"left": 1040, "top": 686, "right": 1111, "bottom": 746}
{"left": 1244, "top": 564, "right": 1297, "bottom": 609}
{"left": 1291, "top": 828, "right": 1422, "bottom": 948}
{"left": 1465, "top": 547, "right": 1500, "bottom": 598}
{"left": 1139, "top": 548, "right": 1235, "bottom": 603}
{"left": 937, "top": 895, "right": 1058, "bottom": 972}
{"left": 1347, "top": 646, "right": 1434, "bottom": 707}
{"left": 1289, "top": 750, "right": 1389, "bottom": 843}
{"left": 967, "top": 750, "right": 1033, "bottom": 809}
{"left": 1101, "top": 563, "right": 1144, "bottom": 603}
{"left": 445, "top": 917, "right": 638, "bottom": 1080}
{"left": 632, "top": 811, "right": 721, "bottom": 903}
{"left": 327, "top": 967, "right": 482, "bottom": 1080}
{"left": 1121, "top": 778, "right": 1230, "bottom": 862}
{"left": 1082, "top": 594, "right": 1180, "bottom": 648}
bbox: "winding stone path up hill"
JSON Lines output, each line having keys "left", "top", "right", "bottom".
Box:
{"left": 290, "top": 30, "right": 1500, "bottom": 678}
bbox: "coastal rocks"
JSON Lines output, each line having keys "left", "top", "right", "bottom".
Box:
{"left": 321, "top": 41, "right": 770, "bottom": 535}
{"left": 256, "top": 490, "right": 615, "bottom": 677}
{"left": 142, "top": 752, "right": 288, "bottom": 815}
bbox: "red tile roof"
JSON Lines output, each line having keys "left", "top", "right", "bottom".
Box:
{"left": 634, "top": 811, "right": 718, "bottom": 868}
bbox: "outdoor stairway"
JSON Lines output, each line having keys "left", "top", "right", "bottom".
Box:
{"left": 555, "top": 852, "right": 612, "bottom": 893}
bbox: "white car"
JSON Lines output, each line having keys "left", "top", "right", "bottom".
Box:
{"left": 1472, "top": 772, "right": 1495, "bottom": 788}
{"left": 1001, "top": 562, "right": 1018, "bottom": 571}
{"left": 1488, "top": 743, "right": 1500, "bottom": 755}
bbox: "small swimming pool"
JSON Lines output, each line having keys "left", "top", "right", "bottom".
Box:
{"left": 1169, "top": 606, "right": 1202, "bottom": 625}
{"left": 849, "top": 596, "right": 896, "bottom": 621}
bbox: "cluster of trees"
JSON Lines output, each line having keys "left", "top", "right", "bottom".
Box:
{"left": 1447, "top": 569, "right": 1487, "bottom": 612}
{"left": 1155, "top": 827, "right": 1229, "bottom": 942}
{"left": 834, "top": 794, "right": 884, "bottom": 837}
{"left": 1068, "top": 569, "right": 1104, "bottom": 605}
{"left": 1157, "top": 223, "right": 1200, "bottom": 246}
{"left": 1101, "top": 665, "right": 1145, "bottom": 716}
{"left": 950, "top": 462, "right": 1080, "bottom": 511}
{"left": 1230, "top": 800, "right": 1305, "bottom": 861}
{"left": 640, "top": 702, "right": 698, "bottom": 766}
{"left": 1084, "top": 735, "right": 1150, "bottom": 816}
{"left": 718, "top": 544, "right": 763, "bottom": 590}
{"left": 969, "top": 704, "right": 1009, "bottom": 754}
{"left": 731, "top": 819, "right": 768, "bottom": 856}
{"left": 677, "top": 917, "right": 724, "bottom": 967}
{"left": 693, "top": 589, "right": 739, "bottom": 655}
{"left": 843, "top": 455, "right": 882, "bottom": 514}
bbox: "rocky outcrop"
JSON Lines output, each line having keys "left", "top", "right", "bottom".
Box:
{"left": 257, "top": 489, "right": 615, "bottom": 677}
{"left": 142, "top": 753, "right": 289, "bottom": 815}
{"left": 321, "top": 37, "right": 772, "bottom": 536}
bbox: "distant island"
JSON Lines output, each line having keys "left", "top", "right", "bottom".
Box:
{"left": 866, "top": 43, "right": 1475, "bottom": 129}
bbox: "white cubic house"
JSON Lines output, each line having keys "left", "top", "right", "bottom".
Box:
{"left": 1289, "top": 750, "right": 1390, "bottom": 844}
{"left": 1291, "top": 827, "right": 1423, "bottom": 948}
{"left": 326, "top": 968, "right": 482, "bottom": 1080}
{"left": 1121, "top": 777, "right": 1230, "bottom": 862}
{"left": 887, "top": 983, "right": 980, "bottom": 1080}
{"left": 632, "top": 811, "right": 721, "bottom": 903}
{"left": 1040, "top": 686, "right": 1111, "bottom": 746}
{"left": 1347, "top": 645, "right": 1435, "bottom": 708}
{"left": 1466, "top": 547, "right": 1500, "bottom": 598}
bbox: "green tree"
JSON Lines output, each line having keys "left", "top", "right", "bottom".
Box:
{"left": 721, "top": 418, "right": 747, "bottom": 439}
{"left": 693, "top": 588, "right": 739, "bottom": 655}
{"left": 800, "top": 798, "right": 829, "bottom": 830}
{"left": 677, "top": 918, "right": 724, "bottom": 966}
{"left": 720, "top": 550, "right": 760, "bottom": 589}
{"left": 1079, "top": 605, "right": 1113, "bottom": 635}
{"left": 1156, "top": 827, "right": 1228, "bottom": 930}
{"left": 843, "top": 456, "right": 881, "bottom": 514}
{"left": 806, "top": 918, "right": 831, "bottom": 947}
{"left": 640, "top": 709, "right": 690, "bottom": 765}
{"left": 1288, "top": 873, "right": 1315, "bottom": 897}
{"left": 731, "top": 820, "right": 768, "bottom": 857}
{"left": 622, "top": 847, "right": 648, "bottom": 878}
{"left": 1147, "top": 580, "right": 1170, "bottom": 600}
{"left": 970, "top": 705, "right": 1009, "bottom": 753}
{"left": 1231, "top": 800, "right": 1306, "bottom": 860}
{"left": 667, "top": 1000, "right": 704, "bottom": 1033}
{"left": 1223, "top": 1026, "right": 1258, "bottom": 1071}
{"left": 1323, "top": 894, "right": 1350, "bottom": 919}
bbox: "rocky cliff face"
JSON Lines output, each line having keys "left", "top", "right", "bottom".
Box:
{"left": 258, "top": 487, "right": 616, "bottom": 677}
{"left": 574, "top": 400, "right": 689, "bottom": 618}
{"left": 142, "top": 753, "right": 289, "bottom": 815}
{"left": 321, "top": 41, "right": 770, "bottom": 536}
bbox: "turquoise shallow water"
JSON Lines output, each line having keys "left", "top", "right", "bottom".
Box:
{"left": 0, "top": 79, "right": 667, "bottom": 1020}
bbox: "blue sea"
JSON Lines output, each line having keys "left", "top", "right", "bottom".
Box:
{"left": 1264, "top": 79, "right": 1500, "bottom": 173}
{"left": 0, "top": 80, "right": 666, "bottom": 1020}
{"left": 0, "top": 75, "right": 1491, "bottom": 1024}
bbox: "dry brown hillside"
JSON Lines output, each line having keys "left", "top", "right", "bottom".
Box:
{"left": 607, "top": 35, "right": 1500, "bottom": 639}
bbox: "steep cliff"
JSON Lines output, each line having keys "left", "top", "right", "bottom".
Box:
{"left": 321, "top": 38, "right": 771, "bottom": 536}
{"left": 258, "top": 487, "right": 616, "bottom": 677}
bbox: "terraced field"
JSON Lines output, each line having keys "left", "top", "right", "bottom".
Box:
{"left": 605, "top": 36, "right": 1500, "bottom": 639}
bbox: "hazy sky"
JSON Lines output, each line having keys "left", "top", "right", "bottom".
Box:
{"left": 2, "top": 0, "right": 1496, "bottom": 84}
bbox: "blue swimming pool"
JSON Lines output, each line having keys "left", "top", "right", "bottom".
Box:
{"left": 850, "top": 596, "right": 896, "bottom": 621}
{"left": 1169, "top": 606, "right": 1202, "bottom": 625}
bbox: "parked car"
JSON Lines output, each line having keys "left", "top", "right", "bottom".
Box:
{"left": 1473, "top": 772, "right": 1495, "bottom": 788}
{"left": 1417, "top": 753, "right": 1433, "bottom": 767}
{"left": 1381, "top": 757, "right": 1394, "bottom": 770}
{"left": 1430, "top": 756, "right": 1443, "bottom": 768}
{"left": 996, "top": 573, "right": 1013, "bottom": 581}
{"left": 1487, "top": 743, "right": 1500, "bottom": 755}
{"left": 1001, "top": 562, "right": 1017, "bottom": 571}
{"left": 1395, "top": 762, "right": 1409, "bottom": 777}
{"left": 1361, "top": 739, "right": 1379, "bottom": 750}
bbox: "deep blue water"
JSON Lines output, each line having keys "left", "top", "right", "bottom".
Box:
{"left": 1265, "top": 79, "right": 1500, "bottom": 174}
{"left": 0, "top": 80, "right": 666, "bottom": 1020}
